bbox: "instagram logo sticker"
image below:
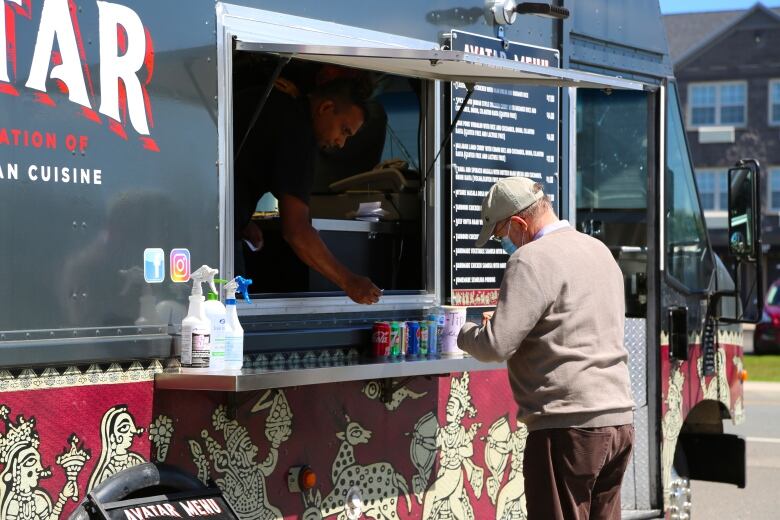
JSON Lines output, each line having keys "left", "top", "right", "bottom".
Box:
{"left": 170, "top": 249, "right": 191, "bottom": 283}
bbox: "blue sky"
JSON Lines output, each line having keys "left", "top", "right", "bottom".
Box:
{"left": 660, "top": 0, "right": 780, "bottom": 13}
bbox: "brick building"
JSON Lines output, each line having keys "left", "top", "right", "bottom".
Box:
{"left": 664, "top": 3, "right": 780, "bottom": 290}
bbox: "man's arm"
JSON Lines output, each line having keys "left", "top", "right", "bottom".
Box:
{"left": 457, "top": 257, "right": 550, "bottom": 361}
{"left": 279, "top": 194, "right": 382, "bottom": 305}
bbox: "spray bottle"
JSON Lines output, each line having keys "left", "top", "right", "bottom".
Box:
{"left": 204, "top": 275, "right": 228, "bottom": 372}
{"left": 181, "top": 265, "right": 218, "bottom": 368}
{"left": 224, "top": 276, "right": 252, "bottom": 371}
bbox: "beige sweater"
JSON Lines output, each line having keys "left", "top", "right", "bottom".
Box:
{"left": 458, "top": 227, "right": 635, "bottom": 431}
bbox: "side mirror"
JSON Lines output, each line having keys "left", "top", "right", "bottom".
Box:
{"left": 716, "top": 159, "right": 763, "bottom": 323}
{"left": 728, "top": 165, "right": 759, "bottom": 260}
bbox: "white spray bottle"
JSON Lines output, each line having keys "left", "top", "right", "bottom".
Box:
{"left": 181, "top": 265, "right": 218, "bottom": 368}
{"left": 204, "top": 273, "right": 227, "bottom": 372}
{"left": 224, "top": 276, "right": 252, "bottom": 371}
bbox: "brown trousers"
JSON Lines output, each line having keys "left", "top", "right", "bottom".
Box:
{"left": 523, "top": 424, "right": 634, "bottom": 520}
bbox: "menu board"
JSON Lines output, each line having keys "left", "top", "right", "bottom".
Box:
{"left": 450, "top": 30, "right": 559, "bottom": 307}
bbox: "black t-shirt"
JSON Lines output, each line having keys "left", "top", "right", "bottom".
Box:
{"left": 234, "top": 89, "right": 316, "bottom": 232}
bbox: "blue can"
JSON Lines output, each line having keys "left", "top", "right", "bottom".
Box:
{"left": 406, "top": 321, "right": 420, "bottom": 358}
{"left": 426, "top": 320, "right": 438, "bottom": 357}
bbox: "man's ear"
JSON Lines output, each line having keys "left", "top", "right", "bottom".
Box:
{"left": 511, "top": 215, "right": 529, "bottom": 231}
{"left": 317, "top": 99, "right": 336, "bottom": 115}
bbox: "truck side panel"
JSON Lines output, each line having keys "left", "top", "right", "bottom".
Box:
{"left": 0, "top": 0, "right": 219, "bottom": 335}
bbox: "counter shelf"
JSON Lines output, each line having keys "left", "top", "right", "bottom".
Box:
{"left": 155, "top": 355, "right": 505, "bottom": 392}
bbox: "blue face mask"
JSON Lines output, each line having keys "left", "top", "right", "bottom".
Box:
{"left": 501, "top": 235, "right": 518, "bottom": 256}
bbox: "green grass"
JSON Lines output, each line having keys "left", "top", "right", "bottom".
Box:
{"left": 744, "top": 355, "right": 780, "bottom": 382}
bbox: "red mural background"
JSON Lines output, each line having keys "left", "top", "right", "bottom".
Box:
{"left": 0, "top": 381, "right": 153, "bottom": 518}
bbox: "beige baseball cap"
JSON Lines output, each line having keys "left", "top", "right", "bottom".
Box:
{"left": 475, "top": 177, "right": 544, "bottom": 247}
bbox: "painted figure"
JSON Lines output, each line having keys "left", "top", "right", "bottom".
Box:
{"left": 87, "top": 405, "right": 146, "bottom": 491}
{"left": 193, "top": 390, "right": 292, "bottom": 520}
{"left": 484, "top": 416, "right": 529, "bottom": 520}
{"left": 421, "top": 372, "right": 484, "bottom": 520}
{"left": 362, "top": 381, "right": 428, "bottom": 411}
{"left": 732, "top": 354, "right": 745, "bottom": 423}
{"left": 302, "top": 415, "right": 411, "bottom": 520}
{"left": 661, "top": 366, "right": 685, "bottom": 504}
{"left": 409, "top": 412, "right": 438, "bottom": 503}
{"left": 0, "top": 406, "right": 85, "bottom": 520}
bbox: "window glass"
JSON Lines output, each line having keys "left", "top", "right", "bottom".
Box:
{"left": 576, "top": 89, "right": 648, "bottom": 209}
{"left": 695, "top": 172, "right": 715, "bottom": 210}
{"left": 771, "top": 168, "right": 780, "bottom": 210}
{"left": 691, "top": 84, "right": 716, "bottom": 125}
{"left": 720, "top": 83, "right": 745, "bottom": 124}
{"left": 666, "top": 83, "right": 714, "bottom": 291}
{"left": 769, "top": 284, "right": 779, "bottom": 305}
{"left": 771, "top": 81, "right": 780, "bottom": 124}
{"left": 694, "top": 169, "right": 728, "bottom": 210}
{"left": 689, "top": 82, "right": 746, "bottom": 126}
{"left": 719, "top": 172, "right": 728, "bottom": 209}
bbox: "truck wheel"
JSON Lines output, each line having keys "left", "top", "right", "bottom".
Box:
{"left": 667, "top": 465, "right": 692, "bottom": 520}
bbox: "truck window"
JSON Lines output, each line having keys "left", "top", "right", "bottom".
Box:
{"left": 576, "top": 89, "right": 649, "bottom": 317}
{"left": 232, "top": 55, "right": 425, "bottom": 297}
{"left": 665, "top": 82, "right": 714, "bottom": 292}
{"left": 577, "top": 89, "right": 648, "bottom": 210}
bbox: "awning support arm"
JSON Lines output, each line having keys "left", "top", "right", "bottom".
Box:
{"left": 423, "top": 82, "right": 476, "bottom": 186}
{"left": 235, "top": 55, "right": 292, "bottom": 161}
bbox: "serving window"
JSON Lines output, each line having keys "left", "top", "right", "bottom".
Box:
{"left": 231, "top": 53, "right": 430, "bottom": 301}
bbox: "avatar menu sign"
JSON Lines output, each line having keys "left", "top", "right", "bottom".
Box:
{"left": 449, "top": 30, "right": 559, "bottom": 307}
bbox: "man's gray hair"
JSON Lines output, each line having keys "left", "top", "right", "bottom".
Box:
{"left": 517, "top": 183, "right": 553, "bottom": 221}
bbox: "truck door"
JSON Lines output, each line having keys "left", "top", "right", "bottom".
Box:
{"left": 575, "top": 87, "right": 655, "bottom": 511}
{"left": 663, "top": 81, "right": 717, "bottom": 410}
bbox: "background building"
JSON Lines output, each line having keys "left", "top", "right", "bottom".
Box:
{"left": 664, "top": 3, "right": 780, "bottom": 292}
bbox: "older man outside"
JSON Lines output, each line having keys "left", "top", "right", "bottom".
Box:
{"left": 457, "top": 176, "right": 635, "bottom": 519}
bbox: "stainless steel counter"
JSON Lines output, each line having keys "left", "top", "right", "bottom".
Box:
{"left": 155, "top": 356, "right": 505, "bottom": 392}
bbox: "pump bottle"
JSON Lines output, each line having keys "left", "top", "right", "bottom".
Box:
{"left": 181, "top": 265, "right": 218, "bottom": 368}
{"left": 204, "top": 274, "right": 227, "bottom": 372}
{"left": 224, "top": 276, "right": 252, "bottom": 371}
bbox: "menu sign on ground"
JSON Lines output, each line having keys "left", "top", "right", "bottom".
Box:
{"left": 450, "top": 30, "right": 559, "bottom": 307}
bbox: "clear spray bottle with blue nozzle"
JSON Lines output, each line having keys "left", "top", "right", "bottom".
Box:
{"left": 181, "top": 265, "right": 218, "bottom": 368}
{"left": 224, "top": 276, "right": 252, "bottom": 371}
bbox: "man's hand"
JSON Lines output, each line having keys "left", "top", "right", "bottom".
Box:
{"left": 241, "top": 221, "right": 264, "bottom": 251}
{"left": 344, "top": 274, "right": 382, "bottom": 305}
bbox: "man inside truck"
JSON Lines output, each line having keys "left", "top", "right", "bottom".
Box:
{"left": 234, "top": 72, "right": 383, "bottom": 305}
{"left": 457, "top": 177, "right": 635, "bottom": 519}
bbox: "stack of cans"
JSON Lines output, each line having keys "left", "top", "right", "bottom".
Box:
{"left": 372, "top": 318, "right": 443, "bottom": 360}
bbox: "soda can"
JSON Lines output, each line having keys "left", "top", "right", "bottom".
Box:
{"left": 420, "top": 322, "right": 429, "bottom": 356}
{"left": 389, "top": 322, "right": 402, "bottom": 358}
{"left": 426, "top": 320, "right": 438, "bottom": 357}
{"left": 372, "top": 322, "right": 391, "bottom": 358}
{"left": 427, "top": 311, "right": 445, "bottom": 354}
{"left": 406, "top": 321, "right": 420, "bottom": 358}
{"left": 399, "top": 321, "right": 408, "bottom": 357}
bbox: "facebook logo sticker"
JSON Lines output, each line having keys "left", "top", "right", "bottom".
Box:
{"left": 144, "top": 248, "right": 165, "bottom": 283}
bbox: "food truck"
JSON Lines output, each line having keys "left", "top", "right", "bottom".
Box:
{"left": 0, "top": 0, "right": 762, "bottom": 518}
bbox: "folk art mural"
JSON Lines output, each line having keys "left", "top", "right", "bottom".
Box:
{"left": 0, "top": 362, "right": 157, "bottom": 519}
{"left": 659, "top": 328, "right": 744, "bottom": 509}
{"left": 0, "top": 338, "right": 744, "bottom": 519}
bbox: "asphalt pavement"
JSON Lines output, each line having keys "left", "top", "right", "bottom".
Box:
{"left": 691, "top": 379, "right": 780, "bottom": 519}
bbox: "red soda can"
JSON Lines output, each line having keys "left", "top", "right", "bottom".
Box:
{"left": 372, "top": 322, "right": 391, "bottom": 358}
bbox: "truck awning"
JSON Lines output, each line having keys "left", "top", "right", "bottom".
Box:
{"left": 234, "top": 42, "right": 644, "bottom": 90}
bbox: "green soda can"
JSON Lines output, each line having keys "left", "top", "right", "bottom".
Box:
{"left": 389, "top": 322, "right": 402, "bottom": 358}
{"left": 420, "top": 322, "right": 429, "bottom": 356}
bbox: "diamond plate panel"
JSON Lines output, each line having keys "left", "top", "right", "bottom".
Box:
{"left": 625, "top": 318, "right": 647, "bottom": 407}
{"left": 621, "top": 406, "right": 652, "bottom": 511}
{"left": 633, "top": 404, "right": 652, "bottom": 510}
{"left": 622, "top": 319, "right": 649, "bottom": 512}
